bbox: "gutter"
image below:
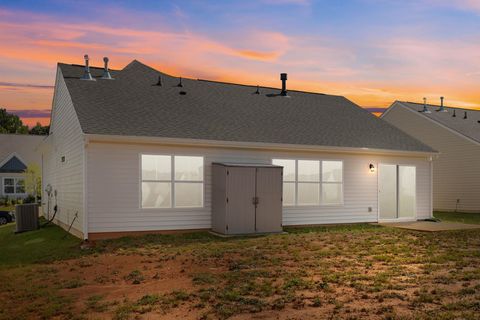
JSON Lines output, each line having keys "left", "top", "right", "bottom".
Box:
{"left": 85, "top": 134, "right": 438, "bottom": 158}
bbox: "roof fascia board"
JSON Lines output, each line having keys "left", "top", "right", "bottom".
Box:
{"left": 379, "top": 101, "right": 399, "bottom": 119}
{"left": 85, "top": 134, "right": 437, "bottom": 158}
{"left": 394, "top": 101, "right": 480, "bottom": 147}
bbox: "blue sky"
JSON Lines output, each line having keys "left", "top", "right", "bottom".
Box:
{"left": 1, "top": 0, "right": 479, "bottom": 125}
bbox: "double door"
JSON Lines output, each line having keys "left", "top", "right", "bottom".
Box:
{"left": 226, "top": 166, "right": 282, "bottom": 234}
{"left": 378, "top": 164, "right": 416, "bottom": 220}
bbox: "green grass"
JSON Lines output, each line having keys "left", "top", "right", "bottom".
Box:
{"left": 1, "top": 220, "right": 480, "bottom": 319}
{"left": 0, "top": 221, "right": 84, "bottom": 267}
{"left": 0, "top": 205, "right": 14, "bottom": 211}
{"left": 434, "top": 211, "right": 480, "bottom": 225}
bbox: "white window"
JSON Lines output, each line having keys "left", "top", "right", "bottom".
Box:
{"left": 272, "top": 159, "right": 343, "bottom": 206}
{"left": 141, "top": 155, "right": 204, "bottom": 209}
{"left": 322, "top": 161, "right": 343, "bottom": 204}
{"left": 298, "top": 160, "right": 320, "bottom": 205}
{"left": 3, "top": 178, "right": 25, "bottom": 195}
{"left": 273, "top": 159, "right": 296, "bottom": 206}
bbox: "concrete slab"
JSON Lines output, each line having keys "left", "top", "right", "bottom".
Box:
{"left": 378, "top": 221, "right": 480, "bottom": 232}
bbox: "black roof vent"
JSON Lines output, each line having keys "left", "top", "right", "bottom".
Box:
{"left": 254, "top": 85, "right": 260, "bottom": 94}
{"left": 452, "top": 109, "right": 456, "bottom": 117}
{"left": 280, "top": 73, "right": 288, "bottom": 96}
{"left": 179, "top": 91, "right": 187, "bottom": 95}
{"left": 156, "top": 76, "right": 162, "bottom": 86}
{"left": 464, "top": 111, "right": 468, "bottom": 119}
{"left": 177, "top": 77, "right": 183, "bottom": 87}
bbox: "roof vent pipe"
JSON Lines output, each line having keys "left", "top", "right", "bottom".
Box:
{"left": 420, "top": 97, "right": 431, "bottom": 113}
{"left": 177, "top": 77, "right": 183, "bottom": 87}
{"left": 156, "top": 76, "right": 162, "bottom": 86}
{"left": 280, "top": 73, "right": 288, "bottom": 96}
{"left": 80, "top": 54, "right": 95, "bottom": 81}
{"left": 101, "top": 57, "right": 113, "bottom": 80}
{"left": 452, "top": 109, "right": 456, "bottom": 117}
{"left": 255, "top": 85, "right": 260, "bottom": 94}
{"left": 437, "top": 96, "right": 447, "bottom": 112}
{"left": 464, "top": 111, "right": 468, "bottom": 119}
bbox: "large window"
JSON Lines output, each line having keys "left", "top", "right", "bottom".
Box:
{"left": 141, "top": 155, "right": 204, "bottom": 209}
{"left": 272, "top": 159, "right": 343, "bottom": 206}
{"left": 3, "top": 178, "right": 25, "bottom": 195}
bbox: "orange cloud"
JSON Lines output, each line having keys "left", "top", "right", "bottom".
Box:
{"left": 0, "top": 6, "right": 479, "bottom": 118}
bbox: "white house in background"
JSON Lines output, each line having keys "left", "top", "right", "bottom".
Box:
{"left": 382, "top": 100, "right": 480, "bottom": 213}
{"left": 0, "top": 134, "right": 44, "bottom": 199}
{"left": 41, "top": 56, "right": 437, "bottom": 240}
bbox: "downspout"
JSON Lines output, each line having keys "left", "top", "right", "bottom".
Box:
{"left": 83, "top": 135, "right": 89, "bottom": 240}
{"left": 430, "top": 156, "right": 434, "bottom": 218}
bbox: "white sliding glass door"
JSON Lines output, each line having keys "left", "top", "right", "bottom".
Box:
{"left": 398, "top": 166, "right": 416, "bottom": 218}
{"left": 379, "top": 164, "right": 397, "bottom": 220}
{"left": 379, "top": 164, "right": 416, "bottom": 220}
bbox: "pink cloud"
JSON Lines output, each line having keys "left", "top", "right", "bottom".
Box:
{"left": 0, "top": 7, "right": 479, "bottom": 112}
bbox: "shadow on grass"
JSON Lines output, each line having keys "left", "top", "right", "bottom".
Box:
{"left": 0, "top": 221, "right": 84, "bottom": 267}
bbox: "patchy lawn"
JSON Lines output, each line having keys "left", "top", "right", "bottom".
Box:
{"left": 0, "top": 223, "right": 479, "bottom": 320}
{"left": 434, "top": 211, "right": 480, "bottom": 225}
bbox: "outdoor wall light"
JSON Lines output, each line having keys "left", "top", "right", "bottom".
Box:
{"left": 369, "top": 164, "right": 375, "bottom": 173}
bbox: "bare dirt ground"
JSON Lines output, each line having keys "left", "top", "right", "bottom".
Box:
{"left": 1, "top": 224, "right": 480, "bottom": 319}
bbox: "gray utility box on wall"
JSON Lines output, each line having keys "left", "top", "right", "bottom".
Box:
{"left": 212, "top": 163, "right": 283, "bottom": 235}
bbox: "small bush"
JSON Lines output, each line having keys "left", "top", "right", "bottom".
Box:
{"left": 125, "top": 270, "right": 144, "bottom": 284}
{"left": 23, "top": 195, "right": 36, "bottom": 204}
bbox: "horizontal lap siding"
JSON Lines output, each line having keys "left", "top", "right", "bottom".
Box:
{"left": 42, "top": 69, "right": 85, "bottom": 236}
{"left": 87, "top": 142, "right": 431, "bottom": 233}
{"left": 383, "top": 105, "right": 480, "bottom": 212}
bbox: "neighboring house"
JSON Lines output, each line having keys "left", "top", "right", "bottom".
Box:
{"left": 0, "top": 134, "right": 44, "bottom": 199}
{"left": 41, "top": 58, "right": 436, "bottom": 240}
{"left": 382, "top": 100, "right": 480, "bottom": 213}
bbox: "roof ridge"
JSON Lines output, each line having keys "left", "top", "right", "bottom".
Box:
{"left": 58, "top": 62, "right": 119, "bottom": 71}
{"left": 197, "top": 78, "right": 335, "bottom": 97}
{"left": 122, "top": 59, "right": 177, "bottom": 79}
{"left": 402, "top": 101, "right": 480, "bottom": 112}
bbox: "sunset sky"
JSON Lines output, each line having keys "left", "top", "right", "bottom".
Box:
{"left": 1, "top": 0, "right": 480, "bottom": 127}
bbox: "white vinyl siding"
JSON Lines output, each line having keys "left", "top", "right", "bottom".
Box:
{"left": 383, "top": 103, "right": 480, "bottom": 213}
{"left": 86, "top": 141, "right": 432, "bottom": 233}
{"left": 141, "top": 155, "right": 204, "bottom": 209}
{"left": 42, "top": 68, "right": 85, "bottom": 238}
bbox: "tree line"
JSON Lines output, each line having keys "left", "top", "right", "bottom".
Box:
{"left": 0, "top": 108, "right": 49, "bottom": 135}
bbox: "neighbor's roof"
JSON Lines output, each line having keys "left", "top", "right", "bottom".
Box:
{"left": 57, "top": 60, "right": 435, "bottom": 153}
{"left": 0, "top": 155, "right": 27, "bottom": 173}
{"left": 396, "top": 101, "right": 480, "bottom": 143}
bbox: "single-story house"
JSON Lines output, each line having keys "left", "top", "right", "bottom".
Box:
{"left": 0, "top": 134, "right": 44, "bottom": 200}
{"left": 382, "top": 100, "right": 480, "bottom": 213}
{"left": 42, "top": 57, "right": 437, "bottom": 239}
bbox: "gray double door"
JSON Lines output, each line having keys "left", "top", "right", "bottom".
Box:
{"left": 226, "top": 167, "right": 282, "bottom": 234}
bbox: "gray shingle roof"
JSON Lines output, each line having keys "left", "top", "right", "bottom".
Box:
{"left": 398, "top": 101, "right": 480, "bottom": 143}
{"left": 0, "top": 156, "right": 27, "bottom": 173}
{"left": 58, "top": 60, "right": 435, "bottom": 153}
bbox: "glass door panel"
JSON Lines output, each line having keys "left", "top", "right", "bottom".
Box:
{"left": 379, "top": 164, "right": 397, "bottom": 219}
{"left": 398, "top": 166, "right": 416, "bottom": 218}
